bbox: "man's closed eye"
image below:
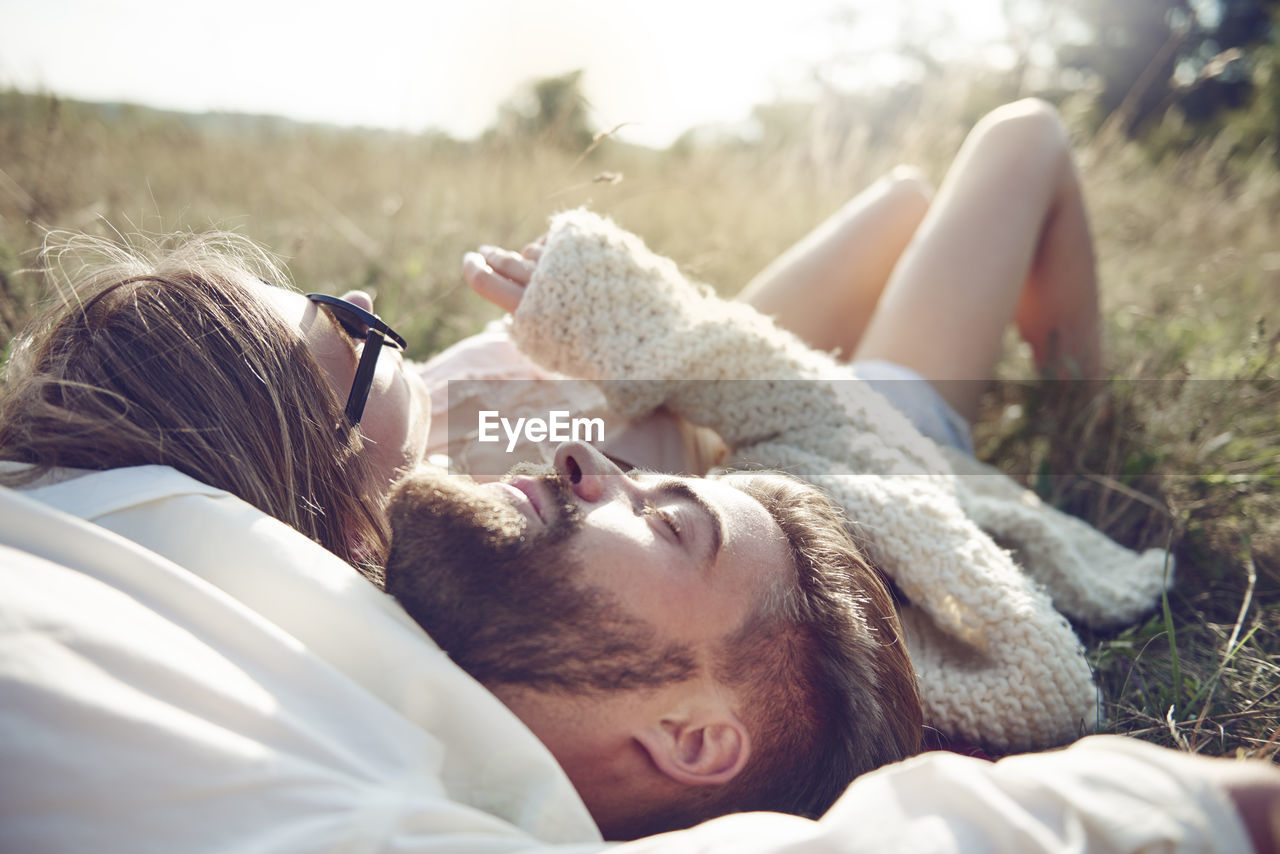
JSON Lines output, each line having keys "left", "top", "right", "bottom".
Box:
{"left": 644, "top": 501, "right": 682, "bottom": 541}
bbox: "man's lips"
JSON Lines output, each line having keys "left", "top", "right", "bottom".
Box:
{"left": 495, "top": 476, "right": 545, "bottom": 525}
{"left": 509, "top": 476, "right": 546, "bottom": 519}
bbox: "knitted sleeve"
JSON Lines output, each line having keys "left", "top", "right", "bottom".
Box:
{"left": 508, "top": 211, "right": 946, "bottom": 473}
{"left": 509, "top": 209, "right": 1106, "bottom": 751}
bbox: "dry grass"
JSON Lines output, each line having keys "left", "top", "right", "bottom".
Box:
{"left": 1, "top": 86, "right": 1276, "bottom": 760}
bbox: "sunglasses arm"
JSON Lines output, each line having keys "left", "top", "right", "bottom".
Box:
{"left": 344, "top": 328, "right": 386, "bottom": 426}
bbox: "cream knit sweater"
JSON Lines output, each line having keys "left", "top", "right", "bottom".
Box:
{"left": 508, "top": 209, "right": 1172, "bottom": 753}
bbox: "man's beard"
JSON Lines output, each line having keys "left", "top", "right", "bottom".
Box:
{"left": 385, "top": 463, "right": 696, "bottom": 695}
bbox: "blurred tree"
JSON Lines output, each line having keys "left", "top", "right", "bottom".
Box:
{"left": 491, "top": 69, "right": 594, "bottom": 152}
{"left": 1055, "top": 0, "right": 1277, "bottom": 137}
{"left": 998, "top": 0, "right": 1071, "bottom": 98}
{"left": 1216, "top": 5, "right": 1280, "bottom": 156}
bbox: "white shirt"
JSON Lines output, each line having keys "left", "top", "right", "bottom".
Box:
{"left": 0, "top": 465, "right": 1254, "bottom": 853}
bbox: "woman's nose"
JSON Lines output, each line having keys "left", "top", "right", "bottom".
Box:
{"left": 340, "top": 290, "right": 375, "bottom": 313}
{"left": 553, "top": 441, "right": 624, "bottom": 503}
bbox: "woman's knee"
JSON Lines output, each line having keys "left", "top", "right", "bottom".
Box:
{"left": 864, "top": 165, "right": 934, "bottom": 223}
{"left": 972, "top": 98, "right": 1070, "bottom": 154}
{"left": 962, "top": 99, "right": 1074, "bottom": 186}
{"left": 884, "top": 165, "right": 934, "bottom": 204}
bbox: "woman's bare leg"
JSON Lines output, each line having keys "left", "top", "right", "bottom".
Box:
{"left": 738, "top": 166, "right": 933, "bottom": 358}
{"left": 853, "top": 98, "right": 1102, "bottom": 423}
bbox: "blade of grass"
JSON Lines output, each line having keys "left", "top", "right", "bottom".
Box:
{"left": 1159, "top": 545, "right": 1183, "bottom": 720}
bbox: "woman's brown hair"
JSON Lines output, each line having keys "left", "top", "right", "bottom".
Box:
{"left": 0, "top": 232, "right": 389, "bottom": 580}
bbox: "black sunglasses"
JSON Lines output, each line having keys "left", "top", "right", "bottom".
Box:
{"left": 305, "top": 293, "right": 407, "bottom": 426}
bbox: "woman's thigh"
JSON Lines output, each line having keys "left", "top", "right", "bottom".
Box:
{"left": 738, "top": 167, "right": 932, "bottom": 358}
{"left": 853, "top": 99, "right": 1076, "bottom": 421}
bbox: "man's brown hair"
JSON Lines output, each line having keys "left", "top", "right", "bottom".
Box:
{"left": 0, "top": 232, "right": 389, "bottom": 578}
{"left": 640, "top": 471, "right": 922, "bottom": 834}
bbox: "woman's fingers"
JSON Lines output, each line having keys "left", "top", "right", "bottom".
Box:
{"left": 462, "top": 252, "right": 524, "bottom": 313}
{"left": 461, "top": 239, "right": 544, "bottom": 313}
{"left": 521, "top": 234, "right": 547, "bottom": 261}
{"left": 478, "top": 245, "right": 535, "bottom": 285}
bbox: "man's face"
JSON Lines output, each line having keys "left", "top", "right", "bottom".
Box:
{"left": 385, "top": 440, "right": 793, "bottom": 693}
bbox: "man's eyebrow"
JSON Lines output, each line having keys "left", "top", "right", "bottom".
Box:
{"left": 655, "top": 478, "right": 724, "bottom": 572}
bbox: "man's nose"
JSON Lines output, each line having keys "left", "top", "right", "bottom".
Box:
{"left": 553, "top": 441, "right": 624, "bottom": 503}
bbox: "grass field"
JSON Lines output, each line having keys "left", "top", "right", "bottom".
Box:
{"left": 1, "top": 86, "right": 1276, "bottom": 760}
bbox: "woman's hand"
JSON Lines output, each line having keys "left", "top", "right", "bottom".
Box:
{"left": 462, "top": 237, "right": 545, "bottom": 313}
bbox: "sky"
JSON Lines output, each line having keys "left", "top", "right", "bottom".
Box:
{"left": 0, "top": 0, "right": 1011, "bottom": 148}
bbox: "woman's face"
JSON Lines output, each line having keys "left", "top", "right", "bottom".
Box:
{"left": 260, "top": 285, "right": 431, "bottom": 496}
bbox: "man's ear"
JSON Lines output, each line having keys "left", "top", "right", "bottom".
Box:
{"left": 634, "top": 705, "right": 751, "bottom": 787}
